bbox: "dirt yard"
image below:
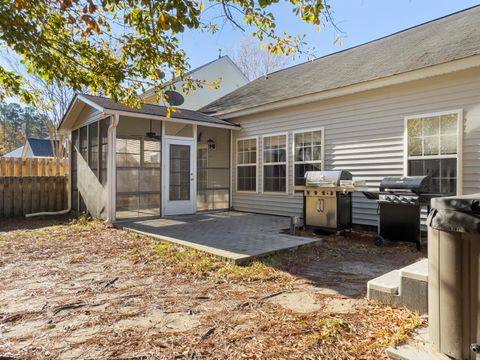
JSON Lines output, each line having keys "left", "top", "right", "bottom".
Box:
{"left": 0, "top": 216, "right": 426, "bottom": 359}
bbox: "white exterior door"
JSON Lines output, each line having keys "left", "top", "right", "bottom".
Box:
{"left": 163, "top": 137, "right": 195, "bottom": 215}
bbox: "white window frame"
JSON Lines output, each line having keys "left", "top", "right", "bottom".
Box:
{"left": 262, "top": 132, "right": 289, "bottom": 195}
{"left": 236, "top": 136, "right": 258, "bottom": 193}
{"left": 403, "top": 109, "right": 463, "bottom": 195}
{"left": 292, "top": 127, "right": 325, "bottom": 186}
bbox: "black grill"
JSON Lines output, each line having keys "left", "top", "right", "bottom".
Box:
{"left": 363, "top": 175, "right": 440, "bottom": 249}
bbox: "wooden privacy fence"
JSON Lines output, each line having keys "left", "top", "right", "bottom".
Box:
{"left": 0, "top": 158, "right": 69, "bottom": 217}
{"left": 0, "top": 157, "right": 68, "bottom": 177}
{"left": 0, "top": 177, "right": 68, "bottom": 217}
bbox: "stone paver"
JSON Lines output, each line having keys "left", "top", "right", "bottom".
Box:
{"left": 118, "top": 211, "right": 320, "bottom": 264}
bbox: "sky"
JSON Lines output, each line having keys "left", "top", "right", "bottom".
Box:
{"left": 180, "top": 0, "right": 480, "bottom": 70}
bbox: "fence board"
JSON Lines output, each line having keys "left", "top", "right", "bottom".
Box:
{"left": 0, "top": 158, "right": 5, "bottom": 176}
{"left": 13, "top": 178, "right": 22, "bottom": 216}
{"left": 0, "top": 178, "right": 3, "bottom": 218}
{"left": 0, "top": 157, "right": 68, "bottom": 177}
{"left": 4, "top": 178, "right": 12, "bottom": 217}
{"left": 0, "top": 176, "right": 68, "bottom": 217}
{"left": 31, "top": 177, "right": 39, "bottom": 214}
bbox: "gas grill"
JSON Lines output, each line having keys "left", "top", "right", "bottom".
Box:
{"left": 363, "top": 175, "right": 439, "bottom": 249}
{"left": 295, "top": 170, "right": 362, "bottom": 231}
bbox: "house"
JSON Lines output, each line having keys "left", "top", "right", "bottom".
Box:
{"left": 2, "top": 146, "right": 24, "bottom": 158}
{"left": 2, "top": 138, "right": 58, "bottom": 158}
{"left": 59, "top": 6, "right": 480, "bottom": 224}
{"left": 142, "top": 55, "right": 249, "bottom": 110}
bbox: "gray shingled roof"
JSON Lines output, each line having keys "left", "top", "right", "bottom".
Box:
{"left": 28, "top": 138, "right": 57, "bottom": 157}
{"left": 80, "top": 94, "right": 238, "bottom": 127}
{"left": 201, "top": 6, "right": 480, "bottom": 115}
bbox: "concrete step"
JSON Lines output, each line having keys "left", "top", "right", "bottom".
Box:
{"left": 367, "top": 270, "right": 401, "bottom": 306}
{"left": 367, "top": 259, "right": 428, "bottom": 313}
{"left": 387, "top": 326, "right": 450, "bottom": 360}
{"left": 386, "top": 345, "right": 448, "bottom": 360}
{"left": 400, "top": 258, "right": 428, "bottom": 283}
{"left": 399, "top": 258, "right": 428, "bottom": 313}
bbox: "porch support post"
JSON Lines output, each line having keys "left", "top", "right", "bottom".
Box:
{"left": 106, "top": 113, "right": 119, "bottom": 223}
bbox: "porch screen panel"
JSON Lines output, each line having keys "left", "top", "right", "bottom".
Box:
{"left": 116, "top": 118, "right": 161, "bottom": 219}
{"left": 88, "top": 122, "right": 98, "bottom": 178}
{"left": 71, "top": 129, "right": 79, "bottom": 213}
{"left": 78, "top": 125, "right": 88, "bottom": 212}
{"left": 197, "top": 126, "right": 230, "bottom": 211}
{"left": 99, "top": 118, "right": 109, "bottom": 186}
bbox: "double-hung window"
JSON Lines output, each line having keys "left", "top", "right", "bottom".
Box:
{"left": 406, "top": 111, "right": 461, "bottom": 195}
{"left": 293, "top": 129, "right": 323, "bottom": 185}
{"left": 237, "top": 138, "right": 257, "bottom": 192}
{"left": 263, "top": 134, "right": 287, "bottom": 193}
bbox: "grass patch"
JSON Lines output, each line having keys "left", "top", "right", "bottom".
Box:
{"left": 129, "top": 235, "right": 289, "bottom": 282}
{"left": 313, "top": 317, "right": 348, "bottom": 344}
{"left": 309, "top": 306, "right": 424, "bottom": 357}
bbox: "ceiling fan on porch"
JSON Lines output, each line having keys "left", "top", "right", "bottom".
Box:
{"left": 145, "top": 120, "right": 161, "bottom": 140}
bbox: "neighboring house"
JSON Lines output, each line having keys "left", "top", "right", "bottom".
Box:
{"left": 2, "top": 146, "right": 24, "bottom": 158}
{"left": 59, "top": 6, "right": 480, "bottom": 225}
{"left": 2, "top": 138, "right": 57, "bottom": 158}
{"left": 22, "top": 138, "right": 58, "bottom": 158}
{"left": 142, "top": 55, "right": 249, "bottom": 110}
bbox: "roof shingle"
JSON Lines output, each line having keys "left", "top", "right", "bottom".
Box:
{"left": 80, "top": 94, "right": 237, "bottom": 127}
{"left": 201, "top": 6, "right": 480, "bottom": 115}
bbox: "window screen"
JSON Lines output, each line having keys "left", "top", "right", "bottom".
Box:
{"left": 407, "top": 113, "right": 459, "bottom": 194}
{"left": 237, "top": 138, "right": 257, "bottom": 192}
{"left": 263, "top": 134, "right": 287, "bottom": 193}
{"left": 294, "top": 129, "right": 323, "bottom": 185}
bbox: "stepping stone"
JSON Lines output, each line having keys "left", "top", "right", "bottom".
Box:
{"left": 268, "top": 291, "right": 322, "bottom": 313}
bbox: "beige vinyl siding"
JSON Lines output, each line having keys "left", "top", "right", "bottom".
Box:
{"left": 230, "top": 67, "right": 480, "bottom": 226}
{"left": 72, "top": 105, "right": 103, "bottom": 130}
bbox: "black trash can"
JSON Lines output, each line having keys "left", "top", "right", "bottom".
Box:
{"left": 427, "top": 194, "right": 480, "bottom": 359}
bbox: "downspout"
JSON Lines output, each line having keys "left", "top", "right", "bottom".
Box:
{"left": 25, "top": 136, "right": 72, "bottom": 218}
{"left": 105, "top": 113, "right": 119, "bottom": 224}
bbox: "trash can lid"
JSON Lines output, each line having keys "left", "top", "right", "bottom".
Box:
{"left": 428, "top": 194, "right": 480, "bottom": 233}
{"left": 430, "top": 194, "right": 480, "bottom": 213}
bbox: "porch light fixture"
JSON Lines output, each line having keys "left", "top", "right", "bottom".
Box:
{"left": 207, "top": 139, "right": 216, "bottom": 150}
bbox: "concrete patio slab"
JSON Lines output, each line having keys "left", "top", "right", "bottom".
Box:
{"left": 117, "top": 211, "right": 320, "bottom": 264}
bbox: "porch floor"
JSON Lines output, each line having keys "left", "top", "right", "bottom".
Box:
{"left": 117, "top": 211, "right": 319, "bottom": 264}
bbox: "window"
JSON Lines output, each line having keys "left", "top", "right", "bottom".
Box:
{"left": 237, "top": 138, "right": 257, "bottom": 192}
{"left": 406, "top": 111, "right": 460, "bottom": 194}
{"left": 294, "top": 129, "right": 323, "bottom": 185}
{"left": 263, "top": 134, "right": 287, "bottom": 193}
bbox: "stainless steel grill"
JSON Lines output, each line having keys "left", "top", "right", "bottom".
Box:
{"left": 296, "top": 170, "right": 363, "bottom": 231}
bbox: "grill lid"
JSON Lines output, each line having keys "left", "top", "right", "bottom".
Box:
{"left": 305, "top": 170, "right": 352, "bottom": 187}
{"left": 379, "top": 176, "right": 431, "bottom": 194}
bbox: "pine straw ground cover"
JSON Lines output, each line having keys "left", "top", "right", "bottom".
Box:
{"left": 0, "top": 217, "right": 424, "bottom": 359}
